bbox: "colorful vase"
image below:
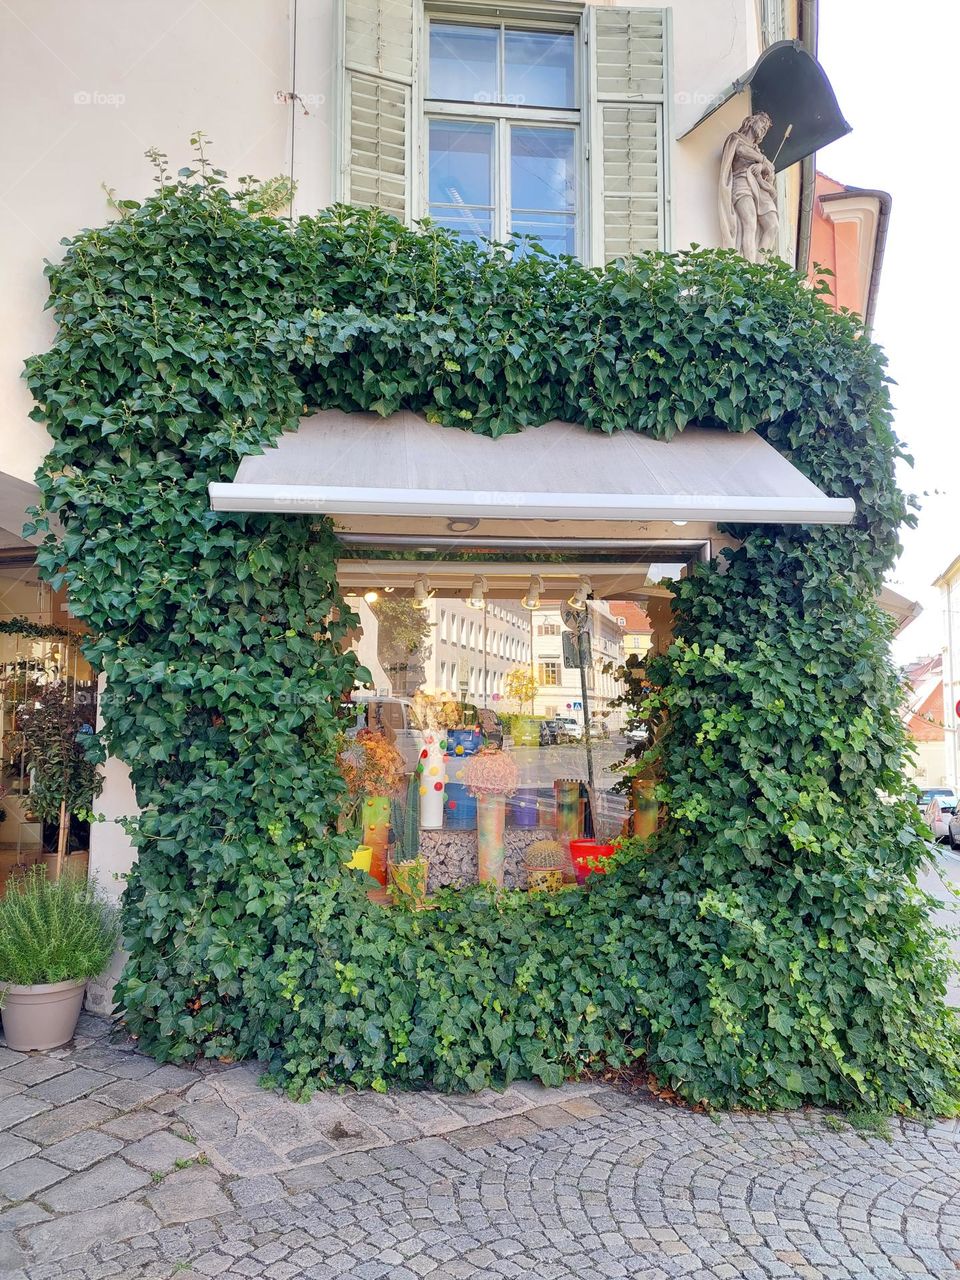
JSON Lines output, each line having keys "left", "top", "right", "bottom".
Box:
{"left": 508, "top": 787, "right": 539, "bottom": 828}
{"left": 631, "top": 777, "right": 659, "bottom": 839}
{"left": 554, "top": 779, "right": 582, "bottom": 843}
{"left": 362, "top": 796, "right": 391, "bottom": 885}
{"left": 445, "top": 728, "right": 481, "bottom": 830}
{"left": 477, "top": 794, "right": 507, "bottom": 886}
{"left": 418, "top": 732, "right": 446, "bottom": 830}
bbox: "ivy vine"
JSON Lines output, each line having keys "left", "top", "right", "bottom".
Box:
{"left": 24, "top": 147, "right": 960, "bottom": 1112}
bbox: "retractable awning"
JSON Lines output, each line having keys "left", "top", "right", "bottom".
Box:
{"left": 208, "top": 410, "right": 855, "bottom": 525}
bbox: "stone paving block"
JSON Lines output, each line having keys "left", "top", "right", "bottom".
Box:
{"left": 228, "top": 1174, "right": 285, "bottom": 1208}
{"left": 40, "top": 1156, "right": 152, "bottom": 1212}
{"left": 144, "top": 1168, "right": 234, "bottom": 1225}
{"left": 29, "top": 1067, "right": 116, "bottom": 1105}
{"left": 0, "top": 1048, "right": 27, "bottom": 1070}
{"left": 0, "top": 1155, "right": 68, "bottom": 1200}
{"left": 122, "top": 1129, "right": 200, "bottom": 1171}
{"left": 0, "top": 1057, "right": 72, "bottom": 1087}
{"left": 0, "top": 1230, "right": 26, "bottom": 1271}
{"left": 12, "top": 1099, "right": 116, "bottom": 1146}
{"left": 89, "top": 1077, "right": 167, "bottom": 1111}
{"left": 22, "top": 1199, "right": 159, "bottom": 1262}
{"left": 99, "top": 1108, "right": 171, "bottom": 1141}
{"left": 0, "top": 1133, "right": 39, "bottom": 1172}
{"left": 0, "top": 1198, "right": 50, "bottom": 1232}
{"left": 43, "top": 1129, "right": 124, "bottom": 1171}
{"left": 0, "top": 1094, "right": 51, "bottom": 1132}
{"left": 70, "top": 1044, "right": 158, "bottom": 1079}
{"left": 212, "top": 1134, "right": 280, "bottom": 1175}
{"left": 177, "top": 1102, "right": 240, "bottom": 1144}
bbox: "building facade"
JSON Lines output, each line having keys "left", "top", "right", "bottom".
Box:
{"left": 0, "top": 0, "right": 853, "bottom": 941}
{"left": 530, "top": 602, "right": 624, "bottom": 724}
{"left": 901, "top": 655, "right": 948, "bottom": 791}
{"left": 934, "top": 557, "right": 960, "bottom": 796}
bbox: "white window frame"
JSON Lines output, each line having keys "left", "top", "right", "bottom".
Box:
{"left": 418, "top": 4, "right": 587, "bottom": 259}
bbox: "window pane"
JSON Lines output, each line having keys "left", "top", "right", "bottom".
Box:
{"left": 505, "top": 29, "right": 575, "bottom": 108}
{"left": 511, "top": 126, "right": 575, "bottom": 212}
{"left": 429, "top": 23, "right": 498, "bottom": 103}
{"left": 511, "top": 126, "right": 576, "bottom": 255}
{"left": 429, "top": 119, "right": 495, "bottom": 244}
{"left": 511, "top": 213, "right": 576, "bottom": 257}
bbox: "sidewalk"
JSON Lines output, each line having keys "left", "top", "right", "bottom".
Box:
{"left": 1, "top": 1014, "right": 959, "bottom": 1278}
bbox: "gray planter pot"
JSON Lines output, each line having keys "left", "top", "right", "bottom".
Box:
{"left": 0, "top": 978, "right": 86, "bottom": 1051}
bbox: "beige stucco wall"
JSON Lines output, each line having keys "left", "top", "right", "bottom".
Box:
{"left": 1, "top": 0, "right": 785, "bottom": 497}
{"left": 0, "top": 0, "right": 296, "bottom": 492}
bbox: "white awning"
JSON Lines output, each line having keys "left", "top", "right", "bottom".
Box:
{"left": 208, "top": 410, "right": 855, "bottom": 525}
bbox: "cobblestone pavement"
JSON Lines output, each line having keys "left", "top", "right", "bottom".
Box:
{"left": 1, "top": 1015, "right": 960, "bottom": 1278}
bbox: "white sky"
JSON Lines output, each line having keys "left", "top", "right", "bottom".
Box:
{"left": 817, "top": 1, "right": 959, "bottom": 665}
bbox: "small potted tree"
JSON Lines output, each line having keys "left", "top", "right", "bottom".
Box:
{"left": 0, "top": 868, "right": 118, "bottom": 1050}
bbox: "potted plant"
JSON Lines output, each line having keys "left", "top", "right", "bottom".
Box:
{"left": 336, "top": 729, "right": 406, "bottom": 885}
{"left": 0, "top": 868, "right": 118, "bottom": 1050}
{"left": 523, "top": 838, "right": 565, "bottom": 892}
{"left": 389, "top": 771, "right": 429, "bottom": 904}
{"left": 463, "top": 749, "right": 520, "bottom": 886}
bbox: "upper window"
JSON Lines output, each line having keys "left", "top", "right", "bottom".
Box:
{"left": 426, "top": 18, "right": 579, "bottom": 257}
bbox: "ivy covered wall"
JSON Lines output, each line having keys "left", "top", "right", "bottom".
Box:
{"left": 26, "top": 154, "right": 960, "bottom": 1111}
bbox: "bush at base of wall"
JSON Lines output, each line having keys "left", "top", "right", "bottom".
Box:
{"left": 26, "top": 145, "right": 960, "bottom": 1112}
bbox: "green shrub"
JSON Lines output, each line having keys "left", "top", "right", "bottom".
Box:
{"left": 0, "top": 870, "right": 119, "bottom": 987}
{"left": 24, "top": 144, "right": 960, "bottom": 1113}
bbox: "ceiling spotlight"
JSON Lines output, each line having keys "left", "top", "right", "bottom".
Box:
{"left": 467, "top": 575, "right": 487, "bottom": 609}
{"left": 567, "top": 577, "right": 592, "bottom": 610}
{"left": 521, "top": 575, "right": 544, "bottom": 610}
{"left": 363, "top": 590, "right": 379, "bottom": 604}
{"left": 411, "top": 575, "right": 430, "bottom": 609}
{"left": 672, "top": 520, "right": 689, "bottom": 527}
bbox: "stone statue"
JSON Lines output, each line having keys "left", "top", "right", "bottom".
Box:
{"left": 718, "top": 111, "right": 779, "bottom": 262}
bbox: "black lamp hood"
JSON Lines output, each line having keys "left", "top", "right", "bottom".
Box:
{"left": 678, "top": 41, "right": 851, "bottom": 171}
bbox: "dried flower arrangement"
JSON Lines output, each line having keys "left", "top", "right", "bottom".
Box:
{"left": 463, "top": 748, "right": 520, "bottom": 798}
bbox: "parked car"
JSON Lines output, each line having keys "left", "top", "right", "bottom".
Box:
{"left": 348, "top": 692, "right": 424, "bottom": 771}
{"left": 555, "top": 716, "right": 583, "bottom": 742}
{"left": 919, "top": 788, "right": 957, "bottom": 843}
{"left": 474, "top": 707, "right": 504, "bottom": 750}
{"left": 539, "top": 719, "right": 560, "bottom": 747}
{"left": 948, "top": 808, "right": 960, "bottom": 851}
{"left": 624, "top": 720, "right": 649, "bottom": 746}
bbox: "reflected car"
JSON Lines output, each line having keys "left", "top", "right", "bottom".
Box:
{"left": 624, "top": 720, "right": 649, "bottom": 746}
{"left": 555, "top": 717, "right": 583, "bottom": 741}
{"left": 919, "top": 788, "right": 957, "bottom": 843}
{"left": 539, "top": 719, "right": 560, "bottom": 746}
{"left": 947, "top": 808, "right": 960, "bottom": 851}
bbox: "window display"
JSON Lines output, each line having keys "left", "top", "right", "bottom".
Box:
{"left": 341, "top": 585, "right": 654, "bottom": 899}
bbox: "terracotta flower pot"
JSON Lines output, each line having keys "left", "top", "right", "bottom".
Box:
{"left": 0, "top": 978, "right": 86, "bottom": 1051}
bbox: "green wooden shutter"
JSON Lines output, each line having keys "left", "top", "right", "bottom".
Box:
{"left": 587, "top": 6, "right": 669, "bottom": 264}
{"left": 339, "top": 0, "right": 416, "bottom": 220}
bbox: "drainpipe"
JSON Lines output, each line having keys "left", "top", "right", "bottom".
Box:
{"left": 795, "top": 0, "right": 819, "bottom": 272}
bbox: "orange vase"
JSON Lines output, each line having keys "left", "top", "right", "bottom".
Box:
{"left": 362, "top": 796, "right": 391, "bottom": 885}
